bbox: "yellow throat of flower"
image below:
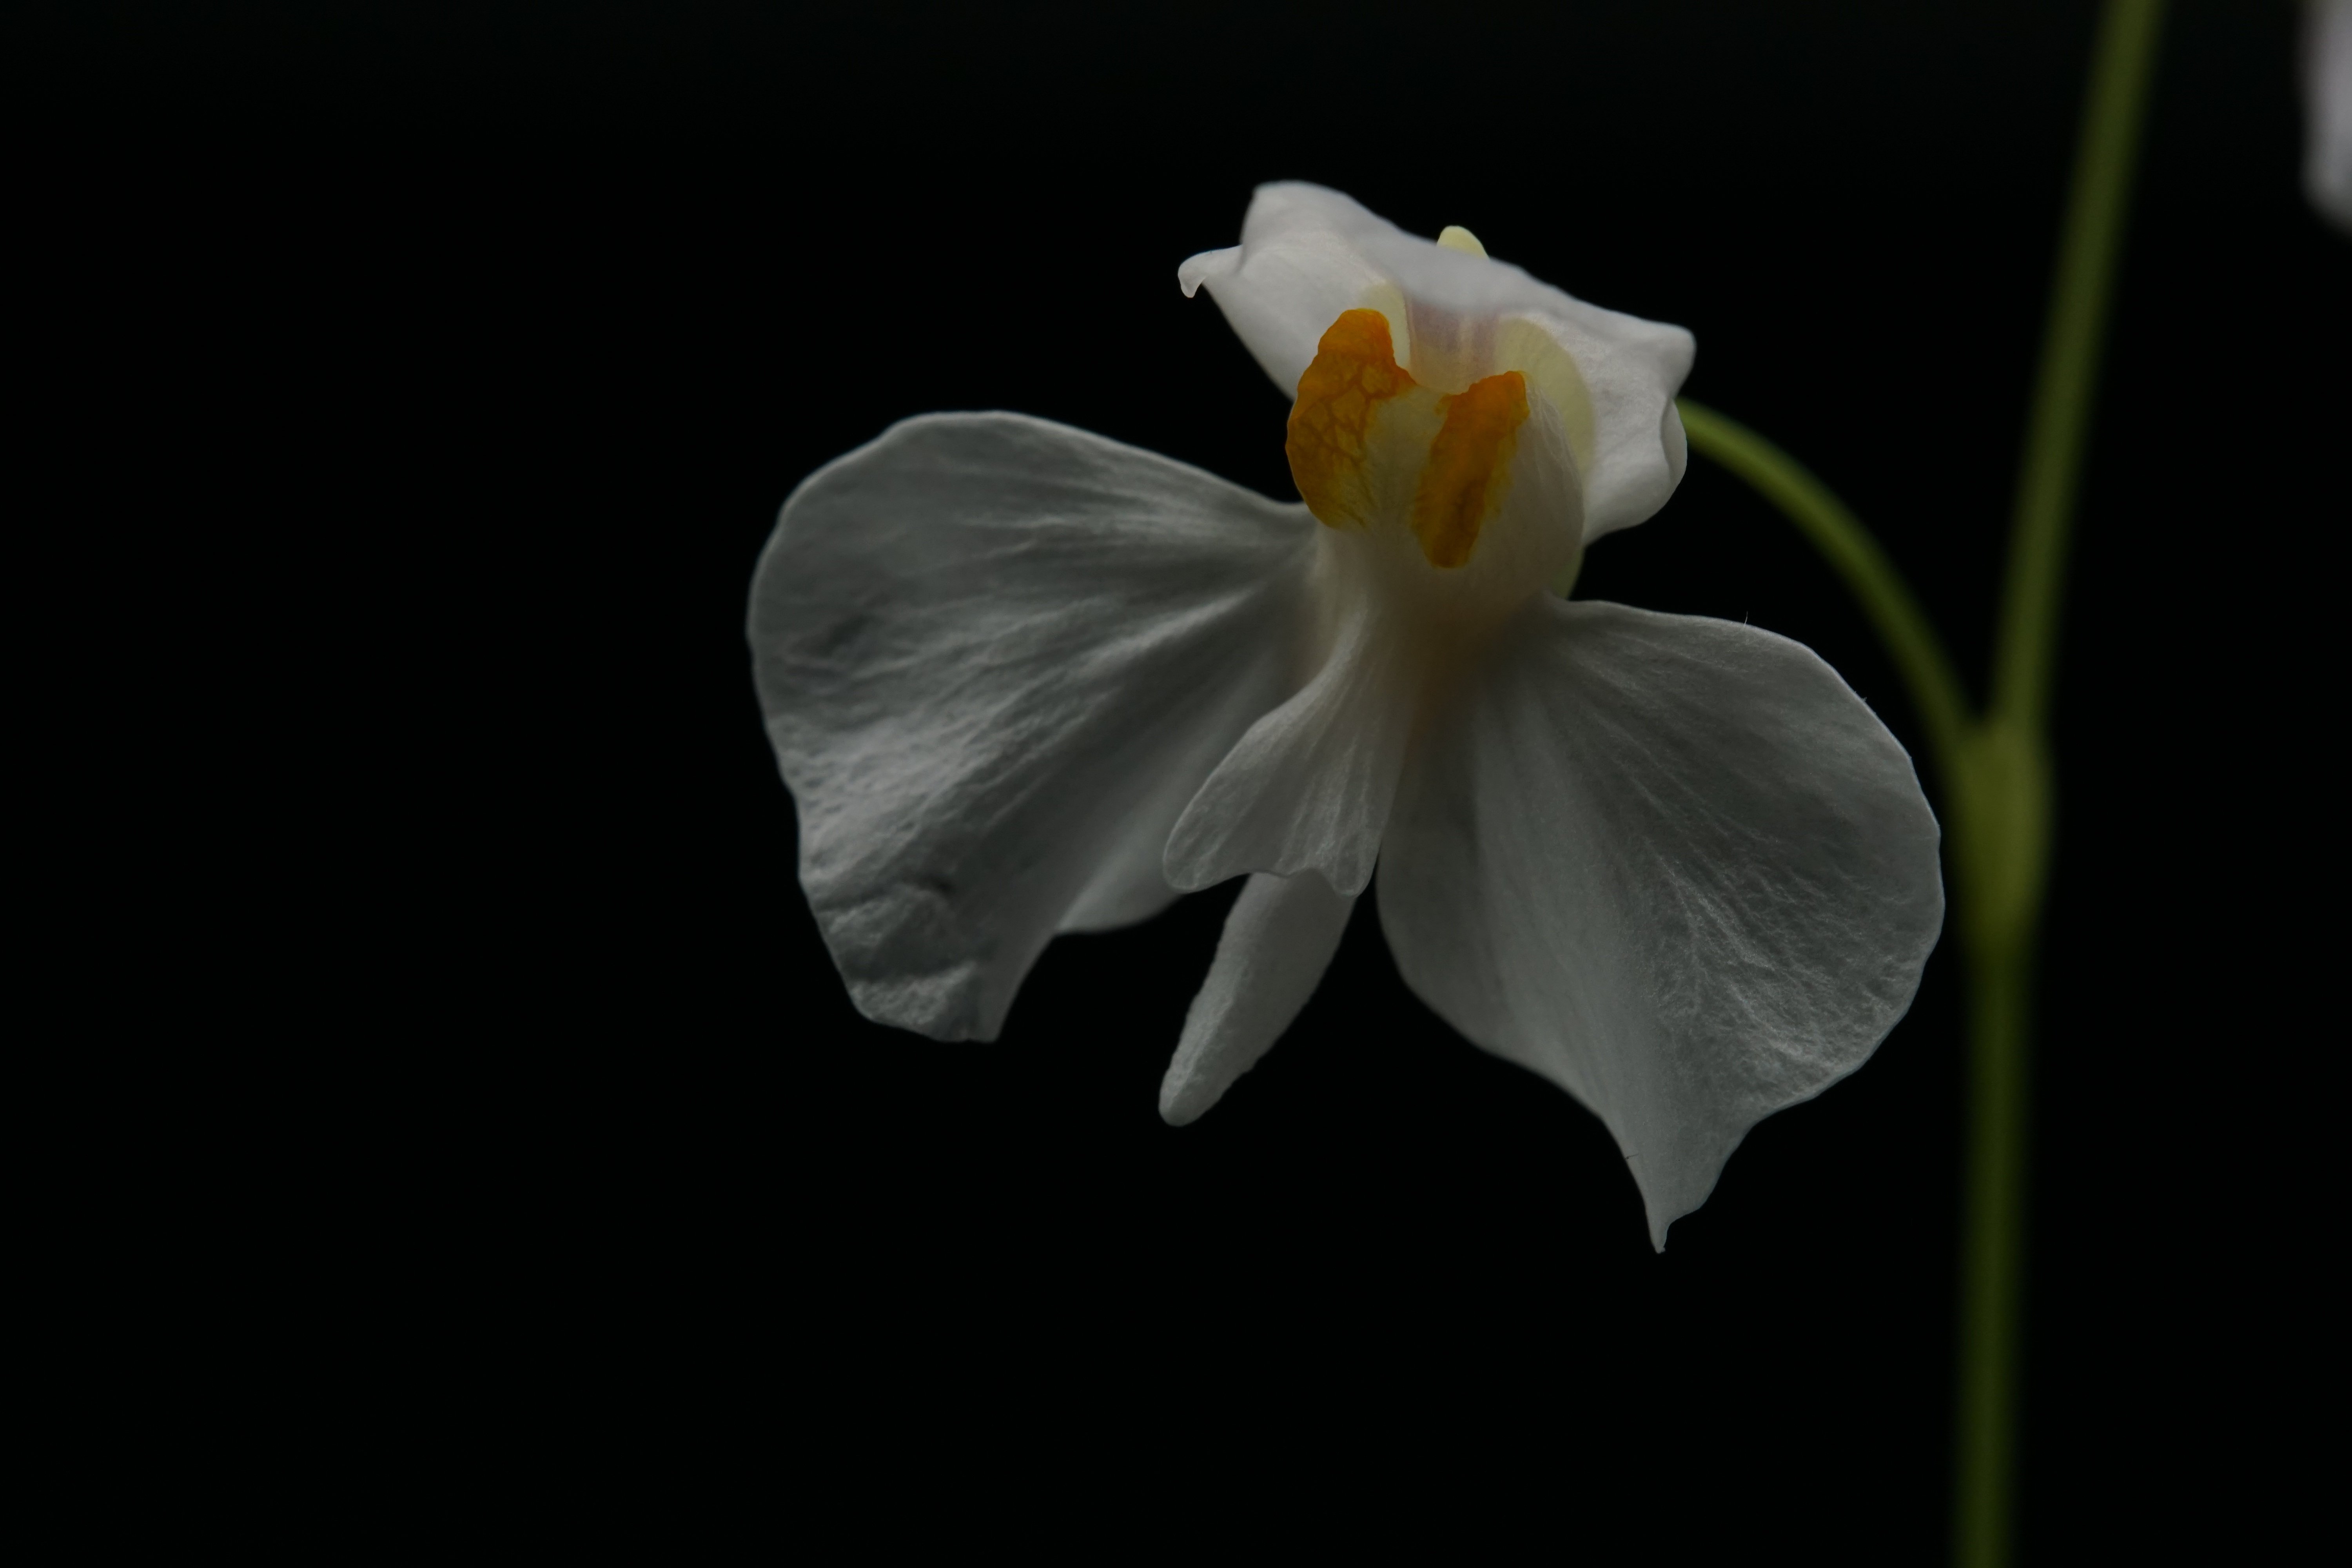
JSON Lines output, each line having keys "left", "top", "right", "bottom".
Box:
{"left": 1284, "top": 308, "right": 1530, "bottom": 570}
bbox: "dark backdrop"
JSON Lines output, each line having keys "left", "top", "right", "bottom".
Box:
{"left": 20, "top": 2, "right": 2337, "bottom": 1558}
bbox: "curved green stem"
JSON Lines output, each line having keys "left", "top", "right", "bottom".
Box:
{"left": 1677, "top": 399, "right": 1971, "bottom": 784}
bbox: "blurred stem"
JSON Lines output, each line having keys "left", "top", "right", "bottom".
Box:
{"left": 1958, "top": 7, "right": 2162, "bottom": 1564}
{"left": 1674, "top": 7, "right": 2162, "bottom": 1565}
{"left": 1994, "top": 0, "right": 2166, "bottom": 740}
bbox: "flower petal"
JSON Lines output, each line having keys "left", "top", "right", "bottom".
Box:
{"left": 1178, "top": 221, "right": 1399, "bottom": 407}
{"left": 750, "top": 413, "right": 1317, "bottom": 1042}
{"left": 1158, "top": 871, "right": 1357, "bottom": 1125}
{"left": 1181, "top": 183, "right": 1695, "bottom": 540}
{"left": 1505, "top": 300, "right": 1693, "bottom": 542}
{"left": 1376, "top": 598, "right": 1944, "bottom": 1249}
{"left": 1161, "top": 586, "right": 1418, "bottom": 898}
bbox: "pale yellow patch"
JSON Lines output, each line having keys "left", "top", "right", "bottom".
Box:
{"left": 1435, "top": 225, "right": 1488, "bottom": 258}
{"left": 1494, "top": 318, "right": 1597, "bottom": 480}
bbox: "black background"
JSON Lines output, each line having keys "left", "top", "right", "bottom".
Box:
{"left": 21, "top": 2, "right": 2340, "bottom": 1557}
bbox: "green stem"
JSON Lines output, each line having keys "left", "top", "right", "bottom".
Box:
{"left": 1992, "top": 0, "right": 2167, "bottom": 736}
{"left": 1677, "top": 400, "right": 1970, "bottom": 787}
{"left": 1944, "top": 711, "right": 2056, "bottom": 1568}
{"left": 1679, "top": 11, "right": 2163, "bottom": 1564}
{"left": 1953, "top": 937, "right": 2031, "bottom": 1568}
{"left": 1954, "top": 9, "right": 2163, "bottom": 1566}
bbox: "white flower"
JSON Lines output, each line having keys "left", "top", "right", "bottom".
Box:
{"left": 2311, "top": 0, "right": 2352, "bottom": 231}
{"left": 749, "top": 184, "right": 1943, "bottom": 1248}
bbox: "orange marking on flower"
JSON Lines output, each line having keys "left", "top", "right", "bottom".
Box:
{"left": 1285, "top": 309, "right": 1416, "bottom": 531}
{"left": 1411, "top": 371, "right": 1527, "bottom": 568}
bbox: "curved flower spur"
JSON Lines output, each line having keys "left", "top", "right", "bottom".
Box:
{"left": 749, "top": 184, "right": 1943, "bottom": 1248}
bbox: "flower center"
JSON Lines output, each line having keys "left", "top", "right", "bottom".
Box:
{"left": 1284, "top": 309, "right": 1529, "bottom": 570}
